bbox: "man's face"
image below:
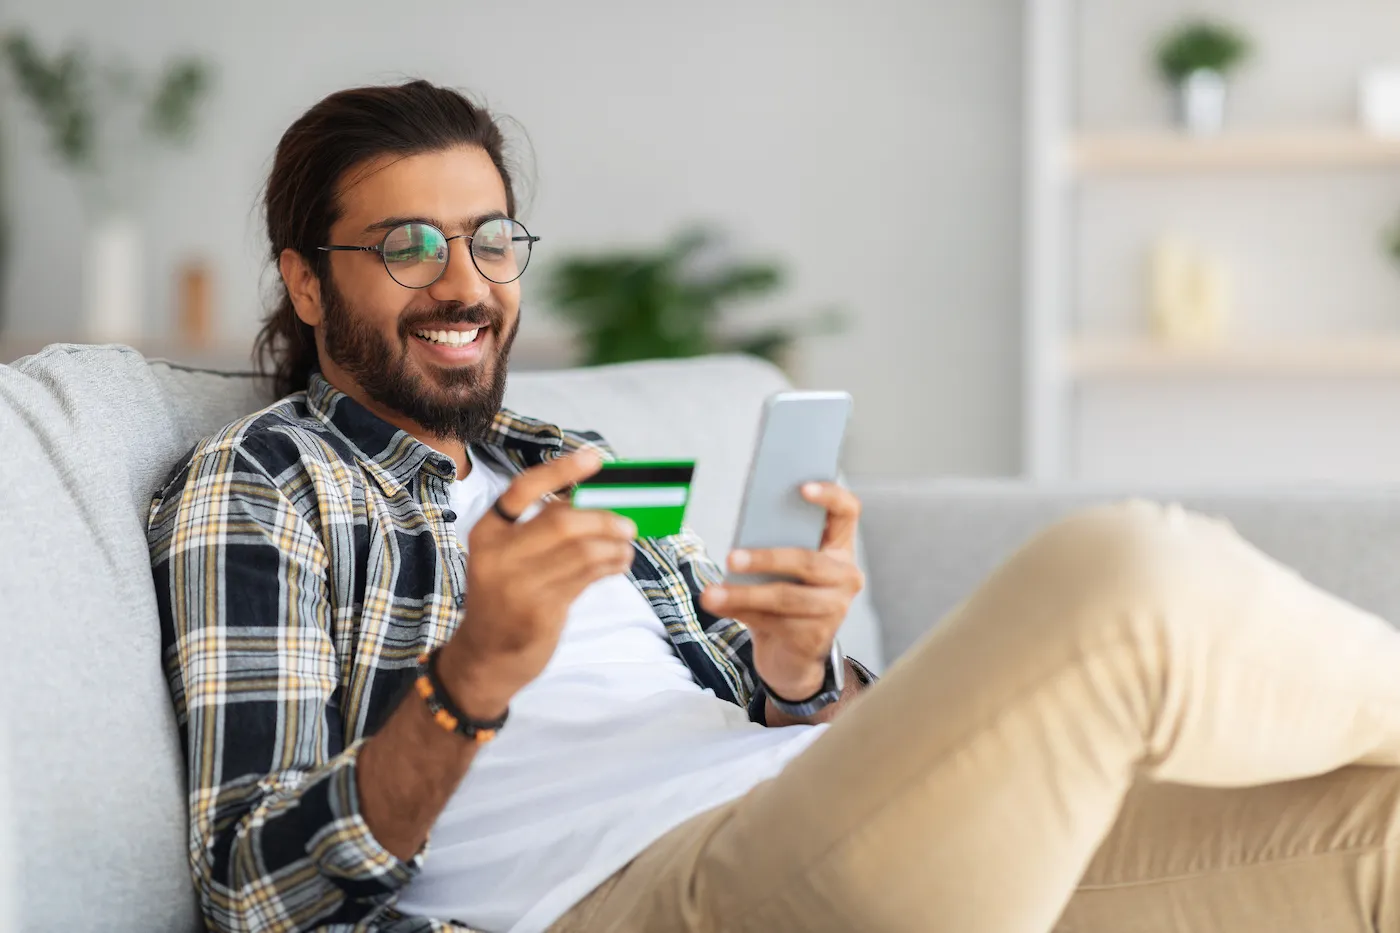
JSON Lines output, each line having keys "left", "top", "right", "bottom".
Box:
{"left": 316, "top": 145, "right": 520, "bottom": 443}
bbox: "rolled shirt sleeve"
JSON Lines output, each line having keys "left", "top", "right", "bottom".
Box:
{"left": 150, "top": 439, "right": 419, "bottom": 933}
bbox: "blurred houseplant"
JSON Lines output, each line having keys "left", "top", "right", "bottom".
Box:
{"left": 1155, "top": 19, "right": 1251, "bottom": 136}
{"left": 3, "top": 32, "right": 211, "bottom": 341}
{"left": 545, "top": 228, "right": 842, "bottom": 369}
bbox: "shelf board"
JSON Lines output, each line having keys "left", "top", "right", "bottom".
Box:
{"left": 1067, "top": 337, "right": 1400, "bottom": 378}
{"left": 1070, "top": 129, "right": 1400, "bottom": 174}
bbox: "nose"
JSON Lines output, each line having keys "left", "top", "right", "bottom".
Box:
{"left": 426, "top": 236, "right": 491, "bottom": 305}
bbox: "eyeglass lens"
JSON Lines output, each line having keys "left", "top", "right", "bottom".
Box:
{"left": 380, "top": 220, "right": 532, "bottom": 288}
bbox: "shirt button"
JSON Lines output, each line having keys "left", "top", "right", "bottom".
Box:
{"left": 443, "top": 509, "right": 457, "bottom": 523}
{"left": 454, "top": 594, "right": 465, "bottom": 608}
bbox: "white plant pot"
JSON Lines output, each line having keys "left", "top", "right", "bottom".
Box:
{"left": 1176, "top": 69, "right": 1229, "bottom": 137}
{"left": 83, "top": 216, "right": 143, "bottom": 343}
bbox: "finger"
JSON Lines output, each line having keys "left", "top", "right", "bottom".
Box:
{"left": 728, "top": 611, "right": 836, "bottom": 650}
{"left": 801, "top": 482, "right": 862, "bottom": 551}
{"left": 515, "top": 502, "right": 637, "bottom": 551}
{"left": 491, "top": 449, "right": 604, "bottom": 526}
{"left": 726, "top": 547, "right": 853, "bottom": 586}
{"left": 534, "top": 538, "right": 637, "bottom": 594}
{"left": 701, "top": 582, "right": 837, "bottom": 619}
{"left": 540, "top": 536, "right": 637, "bottom": 577}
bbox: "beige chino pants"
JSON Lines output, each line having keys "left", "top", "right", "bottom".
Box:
{"left": 548, "top": 501, "right": 1400, "bottom": 933}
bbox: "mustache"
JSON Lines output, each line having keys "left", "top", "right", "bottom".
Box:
{"left": 399, "top": 302, "right": 502, "bottom": 337}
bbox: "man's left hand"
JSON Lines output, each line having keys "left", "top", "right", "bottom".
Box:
{"left": 699, "top": 482, "right": 865, "bottom": 701}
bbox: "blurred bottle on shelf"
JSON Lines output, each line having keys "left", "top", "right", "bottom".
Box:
{"left": 176, "top": 259, "right": 214, "bottom": 349}
{"left": 1149, "top": 236, "right": 1231, "bottom": 346}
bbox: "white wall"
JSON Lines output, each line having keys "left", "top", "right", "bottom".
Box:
{"left": 0, "top": 0, "right": 1024, "bottom": 478}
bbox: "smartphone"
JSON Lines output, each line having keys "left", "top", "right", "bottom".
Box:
{"left": 727, "top": 390, "right": 853, "bottom": 585}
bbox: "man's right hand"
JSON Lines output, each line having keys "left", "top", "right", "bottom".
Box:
{"left": 436, "top": 449, "right": 637, "bottom": 719}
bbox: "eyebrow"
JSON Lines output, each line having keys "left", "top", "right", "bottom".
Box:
{"left": 362, "top": 210, "right": 510, "bottom": 236}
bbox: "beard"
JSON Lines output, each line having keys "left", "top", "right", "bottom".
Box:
{"left": 319, "top": 275, "right": 519, "bottom": 444}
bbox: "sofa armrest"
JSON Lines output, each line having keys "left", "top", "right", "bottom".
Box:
{"left": 0, "top": 717, "right": 15, "bottom": 930}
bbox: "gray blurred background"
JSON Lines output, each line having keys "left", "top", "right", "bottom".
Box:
{"left": 3, "top": 1, "right": 1400, "bottom": 484}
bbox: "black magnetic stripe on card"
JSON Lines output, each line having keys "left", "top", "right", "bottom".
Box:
{"left": 586, "top": 464, "right": 695, "bottom": 486}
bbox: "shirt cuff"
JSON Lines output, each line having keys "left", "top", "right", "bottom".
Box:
{"left": 302, "top": 739, "right": 427, "bottom": 895}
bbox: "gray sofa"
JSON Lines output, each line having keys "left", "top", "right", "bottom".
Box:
{"left": 5, "top": 345, "right": 1400, "bottom": 931}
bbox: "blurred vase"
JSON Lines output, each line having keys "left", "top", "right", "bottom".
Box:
{"left": 176, "top": 258, "right": 214, "bottom": 348}
{"left": 83, "top": 215, "right": 143, "bottom": 343}
{"left": 1149, "top": 237, "right": 1231, "bottom": 346}
{"left": 1176, "top": 69, "right": 1228, "bottom": 136}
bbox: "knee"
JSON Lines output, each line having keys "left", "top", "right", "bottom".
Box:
{"left": 1008, "top": 499, "right": 1235, "bottom": 630}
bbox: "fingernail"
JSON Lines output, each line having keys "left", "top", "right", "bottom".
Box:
{"left": 729, "top": 550, "right": 750, "bottom": 570}
{"left": 615, "top": 516, "right": 637, "bottom": 537}
{"left": 707, "top": 586, "right": 727, "bottom": 606}
{"left": 803, "top": 483, "right": 822, "bottom": 497}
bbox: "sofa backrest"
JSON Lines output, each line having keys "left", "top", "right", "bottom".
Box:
{"left": 0, "top": 344, "right": 881, "bottom": 931}
{"left": 858, "top": 479, "right": 1400, "bottom": 662}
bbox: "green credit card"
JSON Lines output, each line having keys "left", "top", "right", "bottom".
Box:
{"left": 571, "top": 459, "right": 695, "bottom": 538}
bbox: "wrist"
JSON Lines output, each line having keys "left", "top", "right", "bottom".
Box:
{"left": 435, "top": 640, "right": 515, "bottom": 720}
{"left": 761, "top": 662, "right": 829, "bottom": 703}
{"left": 759, "top": 642, "right": 845, "bottom": 719}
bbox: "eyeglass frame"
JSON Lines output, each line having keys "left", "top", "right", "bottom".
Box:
{"left": 317, "top": 217, "right": 541, "bottom": 287}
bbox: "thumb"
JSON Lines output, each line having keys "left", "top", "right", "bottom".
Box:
{"left": 492, "top": 448, "right": 603, "bottom": 522}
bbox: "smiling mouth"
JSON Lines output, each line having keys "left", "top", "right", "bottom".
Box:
{"left": 412, "top": 326, "right": 483, "bottom": 347}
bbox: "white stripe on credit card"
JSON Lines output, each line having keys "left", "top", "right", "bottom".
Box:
{"left": 574, "top": 486, "right": 689, "bottom": 508}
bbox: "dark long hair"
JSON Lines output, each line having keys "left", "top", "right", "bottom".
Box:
{"left": 254, "top": 80, "right": 518, "bottom": 398}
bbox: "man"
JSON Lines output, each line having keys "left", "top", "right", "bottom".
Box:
{"left": 150, "top": 80, "right": 1400, "bottom": 933}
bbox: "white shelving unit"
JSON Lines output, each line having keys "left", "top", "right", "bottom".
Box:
{"left": 1067, "top": 336, "right": 1400, "bottom": 378}
{"left": 1022, "top": 0, "right": 1400, "bottom": 483}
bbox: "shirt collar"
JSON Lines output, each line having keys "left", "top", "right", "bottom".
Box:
{"left": 304, "top": 373, "right": 564, "bottom": 496}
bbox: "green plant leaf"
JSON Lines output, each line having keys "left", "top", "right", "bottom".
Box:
{"left": 2, "top": 33, "right": 96, "bottom": 167}
{"left": 1386, "top": 217, "right": 1400, "bottom": 268}
{"left": 147, "top": 58, "right": 212, "bottom": 143}
{"left": 545, "top": 228, "right": 814, "bottom": 366}
{"left": 1156, "top": 20, "right": 1250, "bottom": 83}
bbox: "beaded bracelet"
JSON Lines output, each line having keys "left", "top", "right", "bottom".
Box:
{"left": 414, "top": 649, "right": 509, "bottom": 743}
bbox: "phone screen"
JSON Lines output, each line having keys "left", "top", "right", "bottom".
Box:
{"left": 727, "top": 391, "right": 852, "bottom": 584}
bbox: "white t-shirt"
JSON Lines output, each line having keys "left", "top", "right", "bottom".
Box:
{"left": 393, "top": 448, "right": 826, "bottom": 933}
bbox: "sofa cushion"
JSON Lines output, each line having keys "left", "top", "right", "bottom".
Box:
{"left": 0, "top": 344, "right": 883, "bottom": 931}
{"left": 0, "top": 345, "right": 215, "bottom": 932}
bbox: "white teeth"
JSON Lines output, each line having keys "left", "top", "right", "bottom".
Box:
{"left": 415, "top": 327, "right": 481, "bottom": 347}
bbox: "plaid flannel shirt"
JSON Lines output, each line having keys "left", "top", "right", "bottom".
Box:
{"left": 147, "top": 373, "right": 766, "bottom": 933}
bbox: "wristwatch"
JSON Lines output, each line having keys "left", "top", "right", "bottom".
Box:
{"left": 758, "top": 641, "right": 846, "bottom": 719}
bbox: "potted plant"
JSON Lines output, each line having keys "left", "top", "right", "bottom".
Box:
{"left": 3, "top": 33, "right": 211, "bottom": 342}
{"left": 544, "top": 227, "right": 842, "bottom": 371}
{"left": 1155, "top": 19, "right": 1251, "bottom": 136}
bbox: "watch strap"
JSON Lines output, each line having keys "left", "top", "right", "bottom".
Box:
{"left": 754, "top": 642, "right": 847, "bottom": 720}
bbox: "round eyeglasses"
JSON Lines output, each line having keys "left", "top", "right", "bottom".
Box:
{"left": 318, "top": 218, "right": 540, "bottom": 288}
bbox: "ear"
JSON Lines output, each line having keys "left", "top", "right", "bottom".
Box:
{"left": 279, "top": 248, "right": 324, "bottom": 327}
